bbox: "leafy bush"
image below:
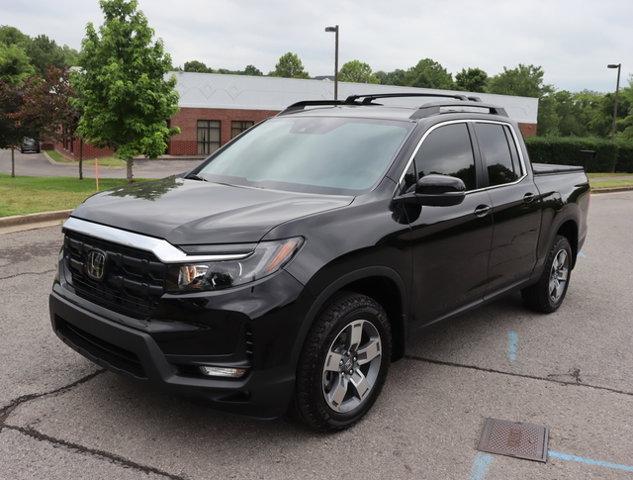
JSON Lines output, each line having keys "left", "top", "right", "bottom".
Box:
{"left": 524, "top": 136, "right": 618, "bottom": 172}
{"left": 615, "top": 141, "right": 633, "bottom": 173}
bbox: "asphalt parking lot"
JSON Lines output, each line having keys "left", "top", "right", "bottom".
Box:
{"left": 1, "top": 191, "right": 632, "bottom": 480}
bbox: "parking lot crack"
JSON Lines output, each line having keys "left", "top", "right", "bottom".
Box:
{"left": 0, "top": 369, "right": 105, "bottom": 427}
{"left": 406, "top": 355, "right": 633, "bottom": 398}
{"left": 3, "top": 424, "right": 189, "bottom": 480}
{"left": 0, "top": 268, "right": 56, "bottom": 281}
{"left": 547, "top": 367, "right": 583, "bottom": 384}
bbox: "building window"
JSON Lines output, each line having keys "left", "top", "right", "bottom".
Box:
{"left": 197, "top": 120, "right": 221, "bottom": 155}
{"left": 231, "top": 121, "right": 254, "bottom": 138}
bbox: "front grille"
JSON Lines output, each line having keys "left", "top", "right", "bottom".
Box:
{"left": 64, "top": 230, "right": 167, "bottom": 320}
{"left": 56, "top": 317, "right": 146, "bottom": 379}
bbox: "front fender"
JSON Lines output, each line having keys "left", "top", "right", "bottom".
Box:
{"left": 288, "top": 265, "right": 409, "bottom": 367}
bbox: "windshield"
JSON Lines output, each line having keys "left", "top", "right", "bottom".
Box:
{"left": 196, "top": 116, "right": 412, "bottom": 195}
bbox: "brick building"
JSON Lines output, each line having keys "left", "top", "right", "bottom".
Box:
{"left": 55, "top": 72, "right": 539, "bottom": 159}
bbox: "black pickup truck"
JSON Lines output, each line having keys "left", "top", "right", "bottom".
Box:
{"left": 50, "top": 93, "right": 589, "bottom": 431}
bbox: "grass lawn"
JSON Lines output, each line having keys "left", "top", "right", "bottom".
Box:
{"left": 44, "top": 149, "right": 127, "bottom": 168}
{"left": 0, "top": 174, "right": 143, "bottom": 217}
{"left": 588, "top": 173, "right": 633, "bottom": 189}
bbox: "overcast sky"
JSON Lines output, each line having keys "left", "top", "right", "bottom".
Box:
{"left": 2, "top": 0, "right": 631, "bottom": 92}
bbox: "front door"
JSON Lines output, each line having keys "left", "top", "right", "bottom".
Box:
{"left": 401, "top": 122, "right": 494, "bottom": 324}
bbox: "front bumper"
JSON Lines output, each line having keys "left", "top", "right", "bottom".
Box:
{"left": 50, "top": 269, "right": 308, "bottom": 418}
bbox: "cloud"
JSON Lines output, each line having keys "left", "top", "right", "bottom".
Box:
{"left": 1, "top": 0, "right": 630, "bottom": 92}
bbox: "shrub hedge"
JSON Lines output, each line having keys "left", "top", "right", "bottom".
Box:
{"left": 615, "top": 141, "right": 633, "bottom": 173}
{"left": 523, "top": 136, "right": 623, "bottom": 173}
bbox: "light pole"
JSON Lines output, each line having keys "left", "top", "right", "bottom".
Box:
{"left": 325, "top": 25, "right": 339, "bottom": 100}
{"left": 607, "top": 63, "right": 621, "bottom": 139}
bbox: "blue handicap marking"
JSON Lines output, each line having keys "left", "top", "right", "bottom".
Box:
{"left": 549, "top": 450, "right": 633, "bottom": 474}
{"left": 577, "top": 251, "right": 586, "bottom": 258}
{"left": 507, "top": 330, "right": 518, "bottom": 363}
{"left": 470, "top": 453, "right": 494, "bottom": 480}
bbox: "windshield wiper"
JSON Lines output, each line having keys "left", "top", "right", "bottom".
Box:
{"left": 185, "top": 173, "right": 207, "bottom": 181}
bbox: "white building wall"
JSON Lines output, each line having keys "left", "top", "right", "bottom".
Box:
{"left": 171, "top": 71, "right": 539, "bottom": 124}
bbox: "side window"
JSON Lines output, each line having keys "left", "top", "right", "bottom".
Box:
{"left": 413, "top": 123, "right": 476, "bottom": 190}
{"left": 475, "top": 123, "right": 520, "bottom": 186}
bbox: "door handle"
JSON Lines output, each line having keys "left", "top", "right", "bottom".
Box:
{"left": 523, "top": 192, "right": 536, "bottom": 204}
{"left": 474, "top": 205, "right": 492, "bottom": 217}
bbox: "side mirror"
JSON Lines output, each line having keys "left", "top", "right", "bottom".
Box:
{"left": 415, "top": 174, "right": 466, "bottom": 206}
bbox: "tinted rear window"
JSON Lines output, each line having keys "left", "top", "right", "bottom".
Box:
{"left": 476, "top": 123, "right": 520, "bottom": 186}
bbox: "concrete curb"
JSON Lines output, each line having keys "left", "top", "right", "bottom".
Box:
{"left": 43, "top": 149, "right": 205, "bottom": 166}
{"left": 41, "top": 149, "right": 63, "bottom": 166}
{"left": 42, "top": 150, "right": 124, "bottom": 170}
{"left": 0, "top": 209, "right": 72, "bottom": 228}
{"left": 591, "top": 186, "right": 633, "bottom": 194}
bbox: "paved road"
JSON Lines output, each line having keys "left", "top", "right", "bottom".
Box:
{"left": 0, "top": 149, "right": 202, "bottom": 179}
{"left": 1, "top": 192, "right": 632, "bottom": 480}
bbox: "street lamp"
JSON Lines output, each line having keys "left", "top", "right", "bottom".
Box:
{"left": 324, "top": 25, "right": 339, "bottom": 100}
{"left": 607, "top": 63, "right": 621, "bottom": 139}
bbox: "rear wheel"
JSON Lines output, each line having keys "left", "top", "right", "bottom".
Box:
{"left": 522, "top": 235, "right": 572, "bottom": 313}
{"left": 293, "top": 292, "right": 391, "bottom": 431}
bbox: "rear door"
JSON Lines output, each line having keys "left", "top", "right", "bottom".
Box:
{"left": 402, "top": 121, "right": 494, "bottom": 324}
{"left": 473, "top": 122, "right": 541, "bottom": 294}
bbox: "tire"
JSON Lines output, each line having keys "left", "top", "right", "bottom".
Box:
{"left": 522, "top": 235, "right": 573, "bottom": 313}
{"left": 292, "top": 292, "right": 392, "bottom": 432}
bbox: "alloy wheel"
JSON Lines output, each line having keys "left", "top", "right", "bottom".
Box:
{"left": 549, "top": 248, "right": 569, "bottom": 303}
{"left": 321, "top": 319, "right": 382, "bottom": 414}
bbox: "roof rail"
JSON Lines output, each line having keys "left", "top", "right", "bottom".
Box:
{"left": 345, "top": 92, "right": 470, "bottom": 104}
{"left": 277, "top": 93, "right": 507, "bottom": 119}
{"left": 410, "top": 101, "right": 508, "bottom": 119}
{"left": 278, "top": 99, "right": 360, "bottom": 115}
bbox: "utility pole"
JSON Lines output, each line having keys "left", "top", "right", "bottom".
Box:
{"left": 325, "top": 25, "right": 339, "bottom": 100}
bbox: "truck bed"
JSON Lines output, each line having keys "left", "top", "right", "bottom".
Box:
{"left": 532, "top": 163, "right": 585, "bottom": 175}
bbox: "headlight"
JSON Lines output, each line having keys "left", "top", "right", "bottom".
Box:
{"left": 167, "top": 237, "right": 303, "bottom": 292}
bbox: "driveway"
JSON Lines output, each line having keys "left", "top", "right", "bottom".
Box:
{"left": 0, "top": 149, "right": 203, "bottom": 179}
{"left": 1, "top": 192, "right": 632, "bottom": 479}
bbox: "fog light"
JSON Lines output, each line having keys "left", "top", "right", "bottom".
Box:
{"left": 199, "top": 366, "right": 248, "bottom": 378}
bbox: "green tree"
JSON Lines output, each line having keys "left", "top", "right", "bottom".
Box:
{"left": 488, "top": 64, "right": 550, "bottom": 98}
{"left": 269, "top": 52, "right": 309, "bottom": 79}
{"left": 243, "top": 64, "right": 262, "bottom": 76}
{"left": 25, "top": 35, "right": 67, "bottom": 75}
{"left": 0, "top": 80, "right": 32, "bottom": 176}
{"left": 0, "top": 26, "right": 30, "bottom": 47}
{"left": 183, "top": 60, "right": 211, "bottom": 72}
{"left": 536, "top": 94, "right": 560, "bottom": 136}
{"left": 618, "top": 78, "right": 633, "bottom": 139}
{"left": 338, "top": 60, "right": 378, "bottom": 83}
{"left": 375, "top": 69, "right": 407, "bottom": 86}
{"left": 454, "top": 67, "right": 488, "bottom": 92}
{"left": 404, "top": 58, "right": 453, "bottom": 89}
{"left": 73, "top": 0, "right": 179, "bottom": 182}
{"left": 0, "top": 43, "right": 35, "bottom": 84}
{"left": 0, "top": 26, "right": 79, "bottom": 74}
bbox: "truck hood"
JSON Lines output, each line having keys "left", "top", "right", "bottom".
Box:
{"left": 71, "top": 176, "right": 353, "bottom": 245}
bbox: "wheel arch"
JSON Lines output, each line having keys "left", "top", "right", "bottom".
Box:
{"left": 555, "top": 219, "right": 579, "bottom": 268}
{"left": 292, "top": 266, "right": 409, "bottom": 366}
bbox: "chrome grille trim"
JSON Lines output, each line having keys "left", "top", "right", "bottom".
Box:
{"left": 63, "top": 217, "right": 252, "bottom": 263}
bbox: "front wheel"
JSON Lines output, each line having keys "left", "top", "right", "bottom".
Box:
{"left": 522, "top": 235, "right": 573, "bottom": 313}
{"left": 293, "top": 292, "right": 391, "bottom": 431}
